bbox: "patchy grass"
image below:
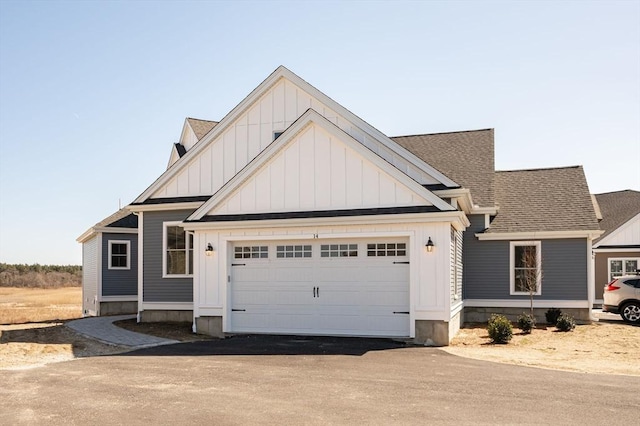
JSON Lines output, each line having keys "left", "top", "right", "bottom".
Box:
{"left": 0, "top": 287, "right": 82, "bottom": 324}
{"left": 443, "top": 321, "right": 640, "bottom": 376}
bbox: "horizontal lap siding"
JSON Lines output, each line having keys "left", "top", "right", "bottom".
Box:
{"left": 101, "top": 233, "right": 138, "bottom": 296}
{"left": 464, "top": 215, "right": 588, "bottom": 300}
{"left": 143, "top": 210, "right": 194, "bottom": 302}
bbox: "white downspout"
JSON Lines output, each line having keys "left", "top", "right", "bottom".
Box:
{"left": 587, "top": 237, "right": 595, "bottom": 321}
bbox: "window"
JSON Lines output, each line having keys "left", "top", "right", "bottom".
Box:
{"left": 367, "top": 243, "right": 406, "bottom": 257}
{"left": 320, "top": 244, "right": 358, "bottom": 258}
{"left": 164, "top": 224, "right": 193, "bottom": 276}
{"left": 276, "top": 245, "right": 312, "bottom": 258}
{"left": 510, "top": 241, "right": 541, "bottom": 295}
{"left": 234, "top": 246, "right": 268, "bottom": 259}
{"left": 108, "top": 240, "right": 130, "bottom": 270}
{"left": 609, "top": 258, "right": 639, "bottom": 282}
{"left": 273, "top": 131, "right": 284, "bottom": 140}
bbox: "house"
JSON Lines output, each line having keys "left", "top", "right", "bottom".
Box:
{"left": 592, "top": 190, "right": 640, "bottom": 305}
{"left": 79, "top": 66, "right": 602, "bottom": 344}
{"left": 77, "top": 209, "right": 138, "bottom": 316}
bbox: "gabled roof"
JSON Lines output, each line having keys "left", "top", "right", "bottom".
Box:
{"left": 392, "top": 129, "right": 495, "bottom": 207}
{"left": 594, "top": 190, "right": 640, "bottom": 243}
{"left": 133, "top": 66, "right": 458, "bottom": 204}
{"left": 485, "top": 166, "right": 600, "bottom": 234}
{"left": 77, "top": 209, "right": 138, "bottom": 243}
{"left": 186, "top": 118, "right": 218, "bottom": 140}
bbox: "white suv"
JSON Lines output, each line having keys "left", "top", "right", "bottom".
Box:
{"left": 603, "top": 275, "right": 640, "bottom": 323}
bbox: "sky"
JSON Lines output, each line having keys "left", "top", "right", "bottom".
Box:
{"left": 0, "top": 0, "right": 638, "bottom": 265}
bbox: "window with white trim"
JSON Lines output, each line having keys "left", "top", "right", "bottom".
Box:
{"left": 164, "top": 224, "right": 193, "bottom": 276}
{"left": 108, "top": 240, "right": 130, "bottom": 270}
{"left": 510, "top": 241, "right": 541, "bottom": 295}
{"left": 276, "top": 245, "right": 312, "bottom": 258}
{"left": 367, "top": 243, "right": 406, "bottom": 257}
{"left": 235, "top": 246, "right": 268, "bottom": 259}
{"left": 609, "top": 258, "right": 639, "bottom": 282}
{"left": 320, "top": 244, "right": 358, "bottom": 258}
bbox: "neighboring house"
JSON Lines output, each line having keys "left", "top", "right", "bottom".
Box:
{"left": 79, "top": 66, "right": 601, "bottom": 344}
{"left": 77, "top": 209, "right": 138, "bottom": 316}
{"left": 592, "top": 190, "right": 640, "bottom": 305}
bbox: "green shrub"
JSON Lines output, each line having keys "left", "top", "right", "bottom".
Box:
{"left": 555, "top": 314, "right": 576, "bottom": 332}
{"left": 517, "top": 313, "right": 535, "bottom": 334}
{"left": 545, "top": 308, "right": 562, "bottom": 325}
{"left": 487, "top": 314, "right": 513, "bottom": 344}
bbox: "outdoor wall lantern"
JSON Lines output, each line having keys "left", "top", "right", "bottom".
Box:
{"left": 425, "top": 237, "right": 435, "bottom": 253}
{"left": 205, "top": 243, "right": 215, "bottom": 256}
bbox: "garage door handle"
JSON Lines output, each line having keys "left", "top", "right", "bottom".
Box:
{"left": 313, "top": 286, "right": 317, "bottom": 297}
{"left": 393, "top": 261, "right": 410, "bottom": 265}
{"left": 231, "top": 309, "right": 246, "bottom": 312}
{"left": 393, "top": 311, "right": 409, "bottom": 314}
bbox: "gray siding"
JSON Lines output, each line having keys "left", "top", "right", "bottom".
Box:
{"left": 101, "top": 233, "right": 138, "bottom": 296}
{"left": 143, "top": 210, "right": 194, "bottom": 302}
{"left": 463, "top": 214, "right": 588, "bottom": 300}
{"left": 82, "top": 236, "right": 98, "bottom": 315}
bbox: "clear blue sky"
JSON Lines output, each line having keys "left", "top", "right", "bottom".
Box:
{"left": 1, "top": 0, "right": 638, "bottom": 265}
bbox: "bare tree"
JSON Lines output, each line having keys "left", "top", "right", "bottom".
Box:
{"left": 516, "top": 245, "right": 543, "bottom": 318}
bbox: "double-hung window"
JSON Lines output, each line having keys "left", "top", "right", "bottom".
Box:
{"left": 510, "top": 241, "right": 541, "bottom": 295}
{"left": 108, "top": 240, "right": 130, "bottom": 270}
{"left": 164, "top": 223, "right": 193, "bottom": 277}
{"left": 609, "top": 258, "right": 639, "bottom": 282}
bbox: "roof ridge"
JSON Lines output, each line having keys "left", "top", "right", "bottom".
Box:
{"left": 496, "top": 165, "right": 582, "bottom": 173}
{"left": 391, "top": 128, "right": 494, "bottom": 138}
{"left": 594, "top": 189, "right": 640, "bottom": 195}
{"left": 186, "top": 117, "right": 219, "bottom": 123}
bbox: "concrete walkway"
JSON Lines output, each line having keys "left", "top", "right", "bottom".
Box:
{"left": 66, "top": 315, "right": 179, "bottom": 348}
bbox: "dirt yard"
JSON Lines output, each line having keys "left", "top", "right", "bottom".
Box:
{"left": 442, "top": 320, "right": 640, "bottom": 376}
{"left": 0, "top": 287, "right": 82, "bottom": 324}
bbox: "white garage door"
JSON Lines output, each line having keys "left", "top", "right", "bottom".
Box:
{"left": 230, "top": 239, "right": 410, "bottom": 337}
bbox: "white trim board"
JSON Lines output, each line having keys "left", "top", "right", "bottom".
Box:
{"left": 463, "top": 299, "right": 589, "bottom": 309}
{"left": 141, "top": 303, "right": 194, "bottom": 311}
{"left": 476, "top": 230, "right": 603, "bottom": 240}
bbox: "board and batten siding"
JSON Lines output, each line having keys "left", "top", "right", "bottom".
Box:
{"left": 143, "top": 210, "right": 194, "bottom": 303}
{"left": 82, "top": 235, "right": 99, "bottom": 314}
{"left": 463, "top": 215, "right": 588, "bottom": 300}
{"left": 101, "top": 233, "right": 138, "bottom": 297}
{"left": 211, "top": 123, "right": 429, "bottom": 215}
{"left": 151, "top": 78, "right": 441, "bottom": 200}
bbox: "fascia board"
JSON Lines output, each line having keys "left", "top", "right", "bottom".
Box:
{"left": 188, "top": 109, "right": 453, "bottom": 221}
{"left": 94, "top": 227, "right": 138, "bottom": 234}
{"left": 593, "top": 247, "right": 640, "bottom": 253}
{"left": 278, "top": 67, "right": 459, "bottom": 188}
{"left": 77, "top": 229, "right": 96, "bottom": 243}
{"left": 594, "top": 212, "right": 640, "bottom": 247}
{"left": 127, "top": 202, "right": 205, "bottom": 212}
{"left": 476, "top": 230, "right": 604, "bottom": 240}
{"left": 182, "top": 210, "right": 469, "bottom": 231}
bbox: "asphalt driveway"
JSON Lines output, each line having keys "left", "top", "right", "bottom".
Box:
{"left": 1, "top": 335, "right": 638, "bottom": 425}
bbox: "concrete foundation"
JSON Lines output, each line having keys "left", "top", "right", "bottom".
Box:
{"left": 414, "top": 311, "right": 461, "bottom": 346}
{"left": 463, "top": 307, "right": 592, "bottom": 324}
{"left": 99, "top": 301, "right": 137, "bottom": 316}
{"left": 195, "top": 316, "right": 224, "bottom": 338}
{"left": 139, "top": 310, "right": 193, "bottom": 323}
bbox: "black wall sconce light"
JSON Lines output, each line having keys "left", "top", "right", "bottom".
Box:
{"left": 425, "top": 237, "right": 434, "bottom": 253}
{"left": 205, "top": 243, "right": 215, "bottom": 256}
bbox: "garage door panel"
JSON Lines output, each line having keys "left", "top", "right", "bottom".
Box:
{"left": 230, "top": 239, "right": 410, "bottom": 337}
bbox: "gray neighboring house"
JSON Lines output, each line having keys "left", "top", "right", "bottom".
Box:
{"left": 592, "top": 190, "right": 640, "bottom": 305}
{"left": 77, "top": 209, "right": 138, "bottom": 316}
{"left": 79, "top": 66, "right": 603, "bottom": 342}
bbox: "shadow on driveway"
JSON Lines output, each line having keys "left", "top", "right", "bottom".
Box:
{"left": 120, "top": 334, "right": 410, "bottom": 357}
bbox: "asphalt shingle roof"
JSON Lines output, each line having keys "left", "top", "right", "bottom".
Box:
{"left": 392, "top": 129, "right": 495, "bottom": 207}
{"left": 594, "top": 190, "right": 640, "bottom": 243}
{"left": 96, "top": 208, "right": 138, "bottom": 229}
{"left": 486, "top": 166, "right": 600, "bottom": 233}
{"left": 187, "top": 118, "right": 218, "bottom": 140}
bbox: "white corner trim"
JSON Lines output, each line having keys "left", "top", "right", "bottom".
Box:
{"left": 187, "top": 109, "right": 454, "bottom": 221}
{"left": 137, "top": 212, "right": 144, "bottom": 310}
{"left": 141, "top": 302, "right": 194, "bottom": 311}
{"left": 476, "top": 230, "right": 603, "bottom": 240}
{"left": 463, "top": 299, "right": 590, "bottom": 308}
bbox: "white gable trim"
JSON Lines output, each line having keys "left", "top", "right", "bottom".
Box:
{"left": 594, "top": 213, "right": 640, "bottom": 248}
{"left": 127, "top": 202, "right": 205, "bottom": 213}
{"left": 476, "top": 230, "right": 603, "bottom": 241}
{"left": 188, "top": 109, "right": 454, "bottom": 221}
{"left": 134, "top": 66, "right": 457, "bottom": 204}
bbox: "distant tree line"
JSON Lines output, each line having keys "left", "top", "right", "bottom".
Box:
{"left": 0, "top": 263, "right": 82, "bottom": 288}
